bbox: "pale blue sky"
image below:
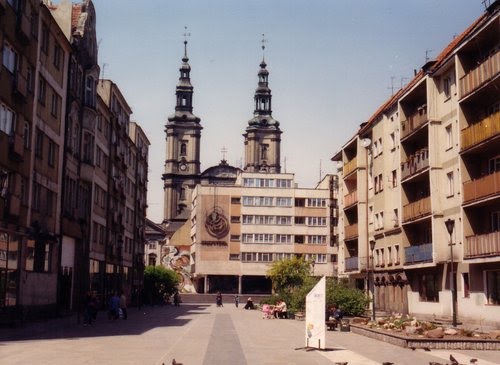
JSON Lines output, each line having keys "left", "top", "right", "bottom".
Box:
{"left": 92, "top": 0, "right": 484, "bottom": 223}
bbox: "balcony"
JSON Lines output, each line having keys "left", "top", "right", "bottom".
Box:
{"left": 460, "top": 110, "right": 500, "bottom": 151}
{"left": 344, "top": 190, "right": 358, "bottom": 208}
{"left": 12, "top": 73, "right": 27, "bottom": 100}
{"left": 80, "top": 161, "right": 94, "bottom": 182}
{"left": 8, "top": 195, "right": 20, "bottom": 217}
{"left": 401, "top": 148, "right": 429, "bottom": 180}
{"left": 15, "top": 11, "right": 30, "bottom": 45}
{"left": 345, "top": 256, "right": 359, "bottom": 272}
{"left": 463, "top": 171, "right": 500, "bottom": 204}
{"left": 403, "top": 196, "right": 431, "bottom": 222}
{"left": 404, "top": 243, "right": 433, "bottom": 265}
{"left": 465, "top": 231, "right": 500, "bottom": 259}
{"left": 459, "top": 48, "right": 499, "bottom": 98}
{"left": 344, "top": 223, "right": 358, "bottom": 240}
{"left": 400, "top": 106, "right": 428, "bottom": 139}
{"left": 343, "top": 157, "right": 357, "bottom": 176}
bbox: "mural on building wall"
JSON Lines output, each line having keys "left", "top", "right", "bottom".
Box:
{"left": 162, "top": 245, "right": 195, "bottom": 293}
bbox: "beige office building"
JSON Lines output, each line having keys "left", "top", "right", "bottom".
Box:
{"left": 189, "top": 173, "right": 338, "bottom": 294}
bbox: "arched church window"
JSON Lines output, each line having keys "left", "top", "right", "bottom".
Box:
{"left": 180, "top": 143, "right": 187, "bottom": 156}
{"left": 180, "top": 186, "right": 186, "bottom": 200}
{"left": 182, "top": 97, "right": 187, "bottom": 106}
{"left": 261, "top": 144, "right": 268, "bottom": 160}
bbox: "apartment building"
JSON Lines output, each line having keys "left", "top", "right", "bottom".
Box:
{"left": 189, "top": 173, "right": 338, "bottom": 294}
{"left": 333, "top": 2, "right": 499, "bottom": 327}
{"left": 1, "top": 0, "right": 149, "bottom": 322}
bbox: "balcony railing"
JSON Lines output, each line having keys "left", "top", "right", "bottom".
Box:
{"left": 344, "top": 223, "right": 358, "bottom": 240}
{"left": 461, "top": 110, "right": 500, "bottom": 151}
{"left": 459, "top": 48, "right": 499, "bottom": 98}
{"left": 345, "top": 256, "right": 359, "bottom": 271}
{"left": 401, "top": 148, "right": 429, "bottom": 180}
{"left": 465, "top": 231, "right": 500, "bottom": 259}
{"left": 401, "top": 106, "right": 428, "bottom": 139}
{"left": 404, "top": 243, "right": 433, "bottom": 264}
{"left": 463, "top": 171, "right": 500, "bottom": 204}
{"left": 403, "top": 196, "right": 431, "bottom": 222}
{"left": 344, "top": 157, "right": 357, "bottom": 176}
{"left": 344, "top": 190, "right": 358, "bottom": 208}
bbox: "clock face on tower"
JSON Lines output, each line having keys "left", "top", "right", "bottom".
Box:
{"left": 179, "top": 162, "right": 187, "bottom": 171}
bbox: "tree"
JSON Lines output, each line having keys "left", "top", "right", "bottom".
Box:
{"left": 326, "top": 278, "right": 369, "bottom": 316}
{"left": 266, "top": 256, "right": 312, "bottom": 296}
{"left": 143, "top": 266, "right": 180, "bottom": 305}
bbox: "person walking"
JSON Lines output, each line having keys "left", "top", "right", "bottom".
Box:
{"left": 173, "top": 291, "right": 181, "bottom": 307}
{"left": 119, "top": 291, "right": 128, "bottom": 320}
{"left": 216, "top": 291, "right": 223, "bottom": 307}
{"left": 234, "top": 294, "right": 240, "bottom": 308}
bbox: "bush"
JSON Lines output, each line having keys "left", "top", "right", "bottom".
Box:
{"left": 326, "top": 278, "right": 369, "bottom": 317}
{"left": 143, "top": 266, "right": 180, "bottom": 305}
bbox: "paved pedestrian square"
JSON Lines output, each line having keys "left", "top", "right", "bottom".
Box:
{"left": 0, "top": 304, "right": 498, "bottom": 365}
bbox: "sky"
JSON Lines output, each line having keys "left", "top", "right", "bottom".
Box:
{"left": 91, "top": 0, "right": 485, "bottom": 223}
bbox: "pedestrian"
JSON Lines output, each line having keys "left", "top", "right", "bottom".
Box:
{"left": 234, "top": 294, "right": 240, "bottom": 308}
{"left": 108, "top": 292, "right": 120, "bottom": 320}
{"left": 119, "top": 291, "right": 128, "bottom": 320}
{"left": 83, "top": 291, "right": 94, "bottom": 326}
{"left": 216, "top": 291, "right": 223, "bottom": 307}
{"left": 244, "top": 297, "right": 254, "bottom": 310}
{"left": 173, "top": 291, "right": 181, "bottom": 306}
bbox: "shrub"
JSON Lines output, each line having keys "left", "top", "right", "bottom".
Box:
{"left": 326, "top": 278, "right": 370, "bottom": 317}
{"left": 143, "top": 265, "right": 180, "bottom": 305}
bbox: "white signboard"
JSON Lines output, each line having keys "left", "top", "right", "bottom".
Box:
{"left": 305, "top": 276, "right": 326, "bottom": 349}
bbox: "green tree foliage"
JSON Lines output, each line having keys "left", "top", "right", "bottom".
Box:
{"left": 326, "top": 278, "right": 370, "bottom": 316}
{"left": 266, "top": 256, "right": 312, "bottom": 295}
{"left": 143, "top": 266, "right": 180, "bottom": 305}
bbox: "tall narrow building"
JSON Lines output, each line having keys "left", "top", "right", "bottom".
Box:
{"left": 162, "top": 39, "right": 202, "bottom": 223}
{"left": 243, "top": 56, "right": 282, "bottom": 173}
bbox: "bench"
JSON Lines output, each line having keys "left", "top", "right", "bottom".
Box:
{"left": 294, "top": 312, "right": 305, "bottom": 321}
{"left": 326, "top": 320, "right": 339, "bottom": 331}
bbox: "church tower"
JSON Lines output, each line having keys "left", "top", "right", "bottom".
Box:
{"left": 162, "top": 36, "right": 202, "bottom": 223}
{"left": 243, "top": 40, "right": 282, "bottom": 173}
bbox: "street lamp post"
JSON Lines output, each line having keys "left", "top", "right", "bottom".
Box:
{"left": 445, "top": 218, "right": 457, "bottom": 327}
{"left": 369, "top": 240, "right": 376, "bottom": 321}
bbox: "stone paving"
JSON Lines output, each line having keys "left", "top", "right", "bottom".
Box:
{"left": 0, "top": 304, "right": 498, "bottom": 365}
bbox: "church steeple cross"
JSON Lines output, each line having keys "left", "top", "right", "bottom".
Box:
{"left": 221, "top": 146, "right": 228, "bottom": 162}
{"left": 261, "top": 33, "right": 267, "bottom": 60}
{"left": 183, "top": 26, "right": 191, "bottom": 57}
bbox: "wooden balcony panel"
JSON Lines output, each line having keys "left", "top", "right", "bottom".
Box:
{"left": 400, "top": 108, "right": 428, "bottom": 139}
{"left": 465, "top": 231, "right": 500, "bottom": 259}
{"left": 8, "top": 195, "right": 21, "bottom": 216}
{"left": 344, "top": 223, "right": 358, "bottom": 239}
{"left": 344, "top": 190, "right": 358, "bottom": 207}
{"left": 404, "top": 242, "right": 433, "bottom": 264}
{"left": 345, "top": 256, "right": 359, "bottom": 271}
{"left": 461, "top": 110, "right": 500, "bottom": 151}
{"left": 402, "top": 196, "right": 431, "bottom": 222}
{"left": 463, "top": 171, "right": 500, "bottom": 203}
{"left": 344, "top": 157, "right": 357, "bottom": 176}
{"left": 459, "top": 49, "right": 500, "bottom": 98}
{"left": 401, "top": 149, "right": 429, "bottom": 180}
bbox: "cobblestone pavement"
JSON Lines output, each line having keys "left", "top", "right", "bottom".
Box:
{"left": 0, "top": 304, "right": 498, "bottom": 365}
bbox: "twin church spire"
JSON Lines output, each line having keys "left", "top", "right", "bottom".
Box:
{"left": 164, "top": 33, "right": 283, "bottom": 222}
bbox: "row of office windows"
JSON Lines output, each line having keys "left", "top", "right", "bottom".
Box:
{"left": 234, "top": 215, "right": 327, "bottom": 227}
{"left": 238, "top": 252, "right": 330, "bottom": 263}
{"left": 240, "top": 234, "right": 327, "bottom": 244}
{"left": 243, "top": 178, "right": 292, "bottom": 188}
{"left": 240, "top": 196, "right": 328, "bottom": 208}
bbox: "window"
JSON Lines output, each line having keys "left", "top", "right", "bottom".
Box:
{"left": 447, "top": 172, "right": 454, "bottom": 197}
{"left": 378, "top": 174, "right": 383, "bottom": 192}
{"left": 307, "top": 217, "right": 327, "bottom": 226}
{"left": 180, "top": 142, "right": 187, "bottom": 156}
{"left": 51, "top": 92, "right": 60, "bottom": 117}
{"left": 392, "top": 209, "right": 399, "bottom": 227}
{"left": 488, "top": 156, "right": 500, "bottom": 173}
{"left": 419, "top": 273, "right": 439, "bottom": 302}
{"left": 394, "top": 245, "right": 400, "bottom": 264}
{"left": 85, "top": 76, "right": 95, "bottom": 107}
{"left": 463, "top": 273, "right": 470, "bottom": 299}
{"left": 0, "top": 103, "right": 15, "bottom": 135}
{"left": 391, "top": 170, "right": 397, "bottom": 188}
{"left": 307, "top": 198, "right": 326, "bottom": 207}
{"left": 294, "top": 235, "right": 305, "bottom": 244}
{"left": 82, "top": 132, "right": 93, "bottom": 163}
{"left": 32, "top": 182, "right": 41, "bottom": 211}
{"left": 307, "top": 235, "right": 326, "bottom": 244}
{"left": 295, "top": 198, "right": 305, "bottom": 207}
{"left": 53, "top": 44, "right": 62, "bottom": 69}
{"left": 443, "top": 77, "right": 451, "bottom": 98}
{"left": 48, "top": 139, "right": 56, "bottom": 167}
{"left": 294, "top": 216, "right": 305, "bottom": 225}
{"left": 35, "top": 129, "right": 43, "bottom": 159}
{"left": 276, "top": 216, "right": 291, "bottom": 225}
{"left": 390, "top": 132, "right": 396, "bottom": 150}
{"left": 276, "top": 179, "right": 292, "bottom": 188}
{"left": 230, "top": 235, "right": 240, "bottom": 242}
{"left": 41, "top": 23, "right": 49, "bottom": 54}
{"left": 38, "top": 76, "right": 46, "bottom": 105}
{"left": 23, "top": 122, "right": 29, "bottom": 149}
{"left": 231, "top": 197, "right": 241, "bottom": 204}
{"left": 492, "top": 211, "right": 500, "bottom": 232}
{"left": 229, "top": 254, "right": 240, "bottom": 261}
{"left": 486, "top": 271, "right": 500, "bottom": 305}
{"left": 276, "top": 197, "right": 291, "bottom": 206}
{"left": 446, "top": 125, "right": 452, "bottom": 150}
{"left": 276, "top": 234, "right": 292, "bottom": 244}
{"left": 2, "top": 41, "right": 17, "bottom": 73}
{"left": 231, "top": 216, "right": 240, "bottom": 223}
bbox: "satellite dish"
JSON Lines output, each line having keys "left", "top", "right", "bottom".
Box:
{"left": 361, "top": 138, "right": 372, "bottom": 148}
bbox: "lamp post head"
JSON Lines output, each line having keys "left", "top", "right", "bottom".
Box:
{"left": 369, "top": 240, "right": 376, "bottom": 252}
{"left": 445, "top": 218, "right": 455, "bottom": 236}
